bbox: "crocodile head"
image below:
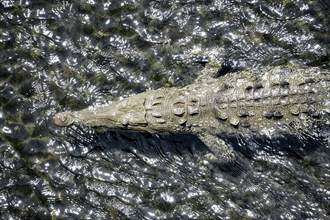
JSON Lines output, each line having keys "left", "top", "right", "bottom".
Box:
{"left": 53, "top": 93, "right": 148, "bottom": 129}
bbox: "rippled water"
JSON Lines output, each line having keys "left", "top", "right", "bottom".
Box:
{"left": 0, "top": 0, "right": 329, "bottom": 219}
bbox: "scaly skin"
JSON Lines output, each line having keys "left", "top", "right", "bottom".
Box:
{"left": 54, "top": 64, "right": 330, "bottom": 162}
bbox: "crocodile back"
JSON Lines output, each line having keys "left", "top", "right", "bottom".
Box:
{"left": 145, "top": 65, "right": 329, "bottom": 136}
{"left": 209, "top": 66, "right": 329, "bottom": 135}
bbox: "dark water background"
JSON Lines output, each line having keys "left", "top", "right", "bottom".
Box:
{"left": 0, "top": 0, "right": 329, "bottom": 219}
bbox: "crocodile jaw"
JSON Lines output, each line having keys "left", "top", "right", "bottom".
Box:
{"left": 54, "top": 94, "right": 148, "bottom": 129}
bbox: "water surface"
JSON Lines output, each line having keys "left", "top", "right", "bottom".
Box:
{"left": 0, "top": 0, "right": 329, "bottom": 219}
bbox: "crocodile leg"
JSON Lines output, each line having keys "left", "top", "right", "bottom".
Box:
{"left": 195, "top": 61, "right": 221, "bottom": 83}
{"left": 196, "top": 133, "right": 235, "bottom": 163}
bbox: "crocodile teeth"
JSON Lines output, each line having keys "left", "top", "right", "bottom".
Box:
{"left": 121, "top": 118, "right": 129, "bottom": 126}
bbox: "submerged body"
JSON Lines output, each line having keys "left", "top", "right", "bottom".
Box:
{"left": 54, "top": 64, "right": 330, "bottom": 162}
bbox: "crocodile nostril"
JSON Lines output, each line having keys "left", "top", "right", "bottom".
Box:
{"left": 54, "top": 113, "right": 74, "bottom": 126}
{"left": 60, "top": 115, "right": 68, "bottom": 123}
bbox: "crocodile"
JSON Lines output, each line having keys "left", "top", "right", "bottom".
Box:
{"left": 53, "top": 63, "right": 330, "bottom": 162}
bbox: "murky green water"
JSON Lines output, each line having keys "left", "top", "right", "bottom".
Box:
{"left": 0, "top": 0, "right": 329, "bottom": 219}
